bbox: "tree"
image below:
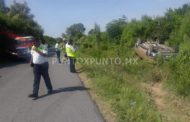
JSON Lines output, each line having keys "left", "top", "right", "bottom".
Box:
{"left": 0, "top": 0, "right": 6, "bottom": 13}
{"left": 106, "top": 16, "right": 127, "bottom": 43}
{"left": 140, "top": 15, "right": 156, "bottom": 40}
{"left": 8, "top": 1, "right": 33, "bottom": 20}
{"left": 56, "top": 37, "right": 63, "bottom": 42}
{"left": 88, "top": 29, "right": 95, "bottom": 35}
{"left": 121, "top": 19, "right": 141, "bottom": 47}
{"left": 43, "top": 35, "right": 57, "bottom": 46}
{"left": 94, "top": 23, "right": 101, "bottom": 48}
{"left": 3, "top": 1, "right": 44, "bottom": 38}
{"left": 62, "top": 33, "right": 68, "bottom": 40}
{"left": 66, "top": 23, "right": 85, "bottom": 41}
{"left": 169, "top": 11, "right": 190, "bottom": 46}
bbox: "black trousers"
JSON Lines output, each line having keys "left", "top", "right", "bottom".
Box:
{"left": 68, "top": 57, "right": 76, "bottom": 73}
{"left": 56, "top": 50, "right": 61, "bottom": 63}
{"left": 33, "top": 62, "right": 53, "bottom": 95}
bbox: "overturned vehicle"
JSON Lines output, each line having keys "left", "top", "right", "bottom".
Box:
{"left": 135, "top": 40, "right": 175, "bottom": 61}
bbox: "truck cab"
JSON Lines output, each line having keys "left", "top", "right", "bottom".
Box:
{"left": 14, "top": 36, "right": 34, "bottom": 60}
{"left": 0, "top": 32, "right": 35, "bottom": 61}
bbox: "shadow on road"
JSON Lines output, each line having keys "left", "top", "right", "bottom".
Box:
{"left": 0, "top": 54, "right": 29, "bottom": 69}
{"left": 37, "top": 86, "right": 90, "bottom": 100}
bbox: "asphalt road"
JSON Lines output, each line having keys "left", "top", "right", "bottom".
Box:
{"left": 0, "top": 58, "right": 104, "bottom": 122}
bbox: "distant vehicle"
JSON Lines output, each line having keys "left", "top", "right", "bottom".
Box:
{"left": 0, "top": 32, "right": 35, "bottom": 60}
{"left": 47, "top": 47, "right": 56, "bottom": 57}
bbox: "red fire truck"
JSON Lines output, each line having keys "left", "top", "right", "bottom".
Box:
{"left": 0, "top": 31, "right": 35, "bottom": 60}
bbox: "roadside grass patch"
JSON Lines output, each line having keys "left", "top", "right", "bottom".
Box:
{"left": 82, "top": 63, "right": 161, "bottom": 122}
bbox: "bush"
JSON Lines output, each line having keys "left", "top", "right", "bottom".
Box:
{"left": 167, "top": 40, "right": 190, "bottom": 96}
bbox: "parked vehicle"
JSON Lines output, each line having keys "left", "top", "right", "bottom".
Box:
{"left": 0, "top": 32, "right": 35, "bottom": 60}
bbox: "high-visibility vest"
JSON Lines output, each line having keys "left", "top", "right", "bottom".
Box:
{"left": 66, "top": 46, "right": 76, "bottom": 58}
{"left": 32, "top": 44, "right": 48, "bottom": 54}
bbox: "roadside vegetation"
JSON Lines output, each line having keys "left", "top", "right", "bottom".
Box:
{"left": 74, "top": 4, "right": 190, "bottom": 122}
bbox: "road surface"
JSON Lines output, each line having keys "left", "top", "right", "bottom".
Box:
{"left": 0, "top": 58, "right": 104, "bottom": 122}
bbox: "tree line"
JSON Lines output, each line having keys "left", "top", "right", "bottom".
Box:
{"left": 0, "top": 0, "right": 43, "bottom": 38}
{"left": 63, "top": 3, "right": 190, "bottom": 49}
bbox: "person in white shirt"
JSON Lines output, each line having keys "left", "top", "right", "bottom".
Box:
{"left": 29, "top": 39, "right": 53, "bottom": 99}
{"left": 55, "top": 42, "right": 61, "bottom": 63}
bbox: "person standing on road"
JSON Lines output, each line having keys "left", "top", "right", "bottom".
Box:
{"left": 66, "top": 40, "right": 76, "bottom": 73}
{"left": 55, "top": 42, "right": 61, "bottom": 63}
{"left": 29, "top": 39, "right": 53, "bottom": 99}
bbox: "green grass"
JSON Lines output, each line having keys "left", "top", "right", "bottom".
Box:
{"left": 78, "top": 46, "right": 162, "bottom": 121}
{"left": 82, "top": 64, "right": 161, "bottom": 122}
{"left": 77, "top": 43, "right": 190, "bottom": 121}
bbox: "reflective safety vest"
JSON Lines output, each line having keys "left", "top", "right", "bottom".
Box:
{"left": 66, "top": 46, "right": 76, "bottom": 58}
{"left": 32, "top": 44, "right": 48, "bottom": 54}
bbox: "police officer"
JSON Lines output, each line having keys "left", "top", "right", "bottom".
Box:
{"left": 29, "top": 39, "right": 53, "bottom": 99}
{"left": 66, "top": 40, "right": 76, "bottom": 73}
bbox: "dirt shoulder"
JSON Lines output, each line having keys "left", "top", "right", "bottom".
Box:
{"left": 142, "top": 82, "right": 190, "bottom": 122}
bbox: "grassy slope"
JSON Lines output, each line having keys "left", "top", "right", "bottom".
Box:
{"left": 76, "top": 45, "right": 190, "bottom": 122}
{"left": 77, "top": 47, "right": 162, "bottom": 122}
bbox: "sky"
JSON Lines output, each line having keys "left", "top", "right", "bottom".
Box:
{"left": 5, "top": 0, "right": 190, "bottom": 38}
